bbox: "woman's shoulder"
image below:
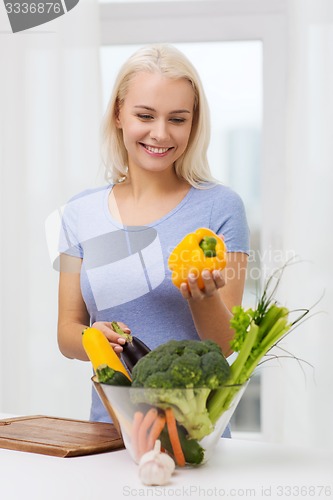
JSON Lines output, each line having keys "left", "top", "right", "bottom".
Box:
{"left": 193, "top": 183, "right": 249, "bottom": 253}
{"left": 192, "top": 182, "right": 244, "bottom": 206}
{"left": 67, "top": 184, "right": 110, "bottom": 204}
{"left": 61, "top": 185, "right": 110, "bottom": 223}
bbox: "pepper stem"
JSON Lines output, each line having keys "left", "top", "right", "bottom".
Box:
{"left": 111, "top": 321, "right": 133, "bottom": 343}
{"left": 199, "top": 236, "right": 217, "bottom": 257}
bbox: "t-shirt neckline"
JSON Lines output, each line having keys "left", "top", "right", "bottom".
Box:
{"left": 103, "top": 184, "right": 195, "bottom": 230}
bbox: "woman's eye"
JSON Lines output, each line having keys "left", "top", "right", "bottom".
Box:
{"left": 170, "top": 117, "right": 186, "bottom": 124}
{"left": 137, "top": 114, "right": 154, "bottom": 120}
{"left": 136, "top": 114, "right": 186, "bottom": 124}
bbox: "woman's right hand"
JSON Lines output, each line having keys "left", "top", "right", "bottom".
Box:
{"left": 91, "top": 321, "right": 131, "bottom": 354}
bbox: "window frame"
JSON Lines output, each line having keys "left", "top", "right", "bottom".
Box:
{"left": 99, "top": 0, "right": 288, "bottom": 440}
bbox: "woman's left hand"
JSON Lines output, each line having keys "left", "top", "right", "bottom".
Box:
{"left": 179, "top": 269, "right": 225, "bottom": 301}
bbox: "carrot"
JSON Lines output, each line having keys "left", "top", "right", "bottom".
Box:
{"left": 137, "top": 407, "right": 158, "bottom": 458}
{"left": 131, "top": 411, "right": 144, "bottom": 461}
{"left": 146, "top": 413, "right": 166, "bottom": 451}
{"left": 165, "top": 407, "right": 186, "bottom": 467}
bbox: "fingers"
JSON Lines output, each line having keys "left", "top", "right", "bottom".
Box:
{"left": 112, "top": 342, "right": 124, "bottom": 355}
{"left": 91, "top": 320, "right": 129, "bottom": 353}
{"left": 180, "top": 269, "right": 225, "bottom": 300}
{"left": 187, "top": 272, "right": 204, "bottom": 300}
{"left": 116, "top": 321, "right": 131, "bottom": 334}
{"left": 179, "top": 282, "right": 191, "bottom": 300}
{"left": 110, "top": 321, "right": 131, "bottom": 354}
{"left": 212, "top": 269, "right": 226, "bottom": 288}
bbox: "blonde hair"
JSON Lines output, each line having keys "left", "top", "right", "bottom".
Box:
{"left": 101, "top": 44, "right": 216, "bottom": 187}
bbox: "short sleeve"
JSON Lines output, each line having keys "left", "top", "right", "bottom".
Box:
{"left": 210, "top": 186, "right": 250, "bottom": 255}
{"left": 46, "top": 198, "right": 83, "bottom": 272}
{"left": 58, "top": 200, "right": 83, "bottom": 259}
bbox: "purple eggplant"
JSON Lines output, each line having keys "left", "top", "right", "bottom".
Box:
{"left": 111, "top": 321, "right": 151, "bottom": 373}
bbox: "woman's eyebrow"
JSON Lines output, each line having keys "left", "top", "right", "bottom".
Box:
{"left": 170, "top": 109, "right": 192, "bottom": 114}
{"left": 133, "top": 105, "right": 191, "bottom": 114}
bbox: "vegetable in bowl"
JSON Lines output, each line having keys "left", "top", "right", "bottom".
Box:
{"left": 88, "top": 262, "right": 313, "bottom": 467}
{"left": 131, "top": 339, "right": 231, "bottom": 441}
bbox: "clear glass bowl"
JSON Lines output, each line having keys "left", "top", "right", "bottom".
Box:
{"left": 93, "top": 379, "right": 248, "bottom": 467}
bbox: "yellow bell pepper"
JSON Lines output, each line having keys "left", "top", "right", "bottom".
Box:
{"left": 168, "top": 227, "right": 227, "bottom": 290}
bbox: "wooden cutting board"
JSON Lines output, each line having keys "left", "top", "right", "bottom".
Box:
{"left": 0, "top": 415, "right": 124, "bottom": 457}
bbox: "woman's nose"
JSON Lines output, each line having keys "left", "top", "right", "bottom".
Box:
{"left": 150, "top": 120, "right": 170, "bottom": 142}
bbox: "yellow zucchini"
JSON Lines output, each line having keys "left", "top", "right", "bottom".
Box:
{"left": 82, "top": 327, "right": 131, "bottom": 380}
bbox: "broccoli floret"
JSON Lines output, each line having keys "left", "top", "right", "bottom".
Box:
{"left": 131, "top": 339, "right": 230, "bottom": 440}
{"left": 169, "top": 352, "right": 203, "bottom": 387}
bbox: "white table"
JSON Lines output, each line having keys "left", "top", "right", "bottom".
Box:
{"left": 1, "top": 414, "right": 332, "bottom": 500}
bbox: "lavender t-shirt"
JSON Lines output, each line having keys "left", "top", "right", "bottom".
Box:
{"left": 59, "top": 183, "right": 250, "bottom": 425}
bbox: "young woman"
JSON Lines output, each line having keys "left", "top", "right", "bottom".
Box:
{"left": 57, "top": 44, "right": 249, "bottom": 425}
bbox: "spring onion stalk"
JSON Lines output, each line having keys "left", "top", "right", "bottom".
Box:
{"left": 207, "top": 265, "right": 308, "bottom": 425}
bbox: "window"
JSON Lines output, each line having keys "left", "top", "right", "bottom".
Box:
{"left": 99, "top": 0, "right": 287, "bottom": 435}
{"left": 100, "top": 40, "right": 262, "bottom": 309}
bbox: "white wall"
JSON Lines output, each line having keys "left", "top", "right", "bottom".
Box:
{"left": 7, "top": 1, "right": 332, "bottom": 451}
{"left": 0, "top": 0, "right": 103, "bottom": 419}
{"left": 0, "top": 0, "right": 287, "bottom": 421}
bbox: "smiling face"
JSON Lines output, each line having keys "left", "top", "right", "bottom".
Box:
{"left": 115, "top": 71, "right": 195, "bottom": 176}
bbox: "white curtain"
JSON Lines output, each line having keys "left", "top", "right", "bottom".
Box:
{"left": 0, "top": 0, "right": 103, "bottom": 418}
{"left": 262, "top": 0, "right": 333, "bottom": 450}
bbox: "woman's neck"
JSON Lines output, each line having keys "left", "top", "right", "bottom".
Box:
{"left": 121, "top": 167, "right": 187, "bottom": 201}
{"left": 110, "top": 168, "right": 191, "bottom": 226}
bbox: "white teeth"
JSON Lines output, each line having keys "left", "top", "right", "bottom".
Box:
{"left": 145, "top": 145, "right": 169, "bottom": 154}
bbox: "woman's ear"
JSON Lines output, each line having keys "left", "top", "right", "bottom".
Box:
{"left": 115, "top": 113, "right": 122, "bottom": 129}
{"left": 115, "top": 99, "right": 122, "bottom": 128}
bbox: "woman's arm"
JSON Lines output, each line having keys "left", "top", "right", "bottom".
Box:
{"left": 179, "top": 252, "right": 248, "bottom": 357}
{"left": 57, "top": 255, "right": 127, "bottom": 360}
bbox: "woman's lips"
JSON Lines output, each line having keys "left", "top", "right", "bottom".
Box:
{"left": 140, "top": 143, "right": 173, "bottom": 157}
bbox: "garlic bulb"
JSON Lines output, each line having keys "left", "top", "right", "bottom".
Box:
{"left": 138, "top": 440, "right": 175, "bottom": 486}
